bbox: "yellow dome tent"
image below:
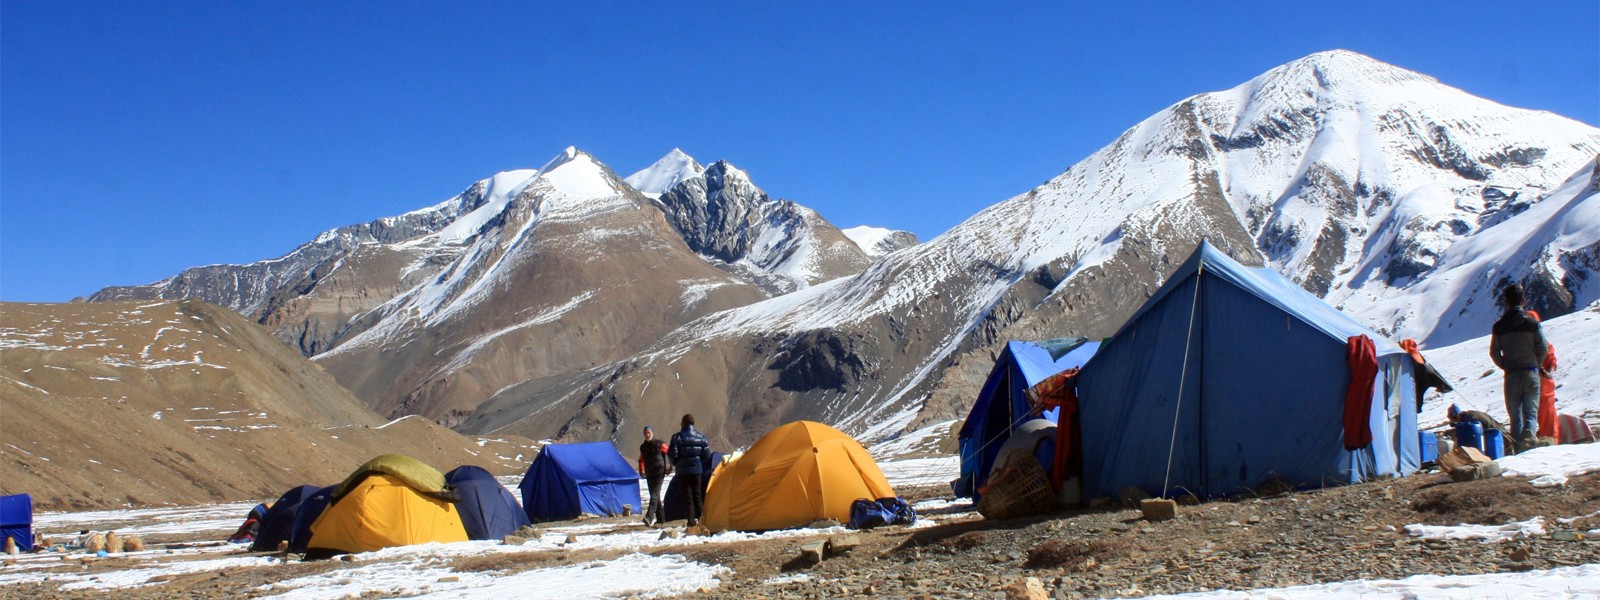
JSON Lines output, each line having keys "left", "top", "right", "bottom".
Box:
{"left": 703, "top": 421, "right": 895, "bottom": 532}
{"left": 305, "top": 454, "right": 468, "bottom": 558}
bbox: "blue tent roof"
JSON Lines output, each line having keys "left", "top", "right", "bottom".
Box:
{"left": 447, "top": 465, "right": 531, "bottom": 540}
{"left": 288, "top": 485, "right": 334, "bottom": 554}
{"left": 0, "top": 494, "right": 31, "bottom": 553}
{"left": 1076, "top": 241, "right": 1418, "bottom": 500}
{"left": 518, "top": 442, "right": 641, "bottom": 523}
{"left": 956, "top": 339, "right": 1099, "bottom": 497}
{"left": 252, "top": 485, "right": 320, "bottom": 552}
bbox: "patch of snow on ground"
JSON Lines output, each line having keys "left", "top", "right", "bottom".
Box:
{"left": 260, "top": 547, "right": 728, "bottom": 600}
{"left": 1403, "top": 516, "right": 1546, "bottom": 544}
{"left": 56, "top": 556, "right": 279, "bottom": 591}
{"left": 1135, "top": 562, "right": 1600, "bottom": 599}
{"left": 1498, "top": 443, "right": 1600, "bottom": 487}
{"left": 410, "top": 553, "right": 728, "bottom": 599}
{"left": 878, "top": 456, "right": 959, "bottom": 489}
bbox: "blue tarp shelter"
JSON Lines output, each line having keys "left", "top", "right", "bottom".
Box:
{"left": 0, "top": 494, "right": 32, "bottom": 553}
{"left": 519, "top": 442, "right": 641, "bottom": 522}
{"left": 252, "top": 485, "right": 321, "bottom": 552}
{"left": 1076, "top": 242, "right": 1419, "bottom": 501}
{"left": 446, "top": 465, "right": 531, "bottom": 540}
{"left": 288, "top": 485, "right": 335, "bottom": 554}
{"left": 956, "top": 339, "right": 1100, "bottom": 497}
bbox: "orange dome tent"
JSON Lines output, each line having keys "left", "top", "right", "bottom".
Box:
{"left": 703, "top": 421, "right": 895, "bottom": 532}
{"left": 304, "top": 454, "right": 468, "bottom": 558}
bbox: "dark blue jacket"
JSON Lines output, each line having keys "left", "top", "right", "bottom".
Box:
{"left": 668, "top": 426, "right": 711, "bottom": 475}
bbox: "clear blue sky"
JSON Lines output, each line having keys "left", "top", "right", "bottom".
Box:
{"left": 3, "top": 2, "right": 1596, "bottom": 302}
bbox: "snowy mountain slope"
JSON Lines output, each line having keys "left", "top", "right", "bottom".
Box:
{"left": 654, "top": 158, "right": 875, "bottom": 292}
{"left": 86, "top": 175, "right": 521, "bottom": 354}
{"left": 842, "top": 226, "right": 920, "bottom": 257}
{"left": 1417, "top": 305, "right": 1600, "bottom": 430}
{"left": 309, "top": 148, "right": 773, "bottom": 425}
{"left": 493, "top": 50, "right": 1600, "bottom": 447}
{"left": 1355, "top": 158, "right": 1600, "bottom": 346}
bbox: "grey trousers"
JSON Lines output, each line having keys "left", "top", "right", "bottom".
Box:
{"left": 1505, "top": 370, "right": 1540, "bottom": 448}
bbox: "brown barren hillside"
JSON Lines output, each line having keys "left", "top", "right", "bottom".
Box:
{"left": 0, "top": 300, "right": 537, "bottom": 510}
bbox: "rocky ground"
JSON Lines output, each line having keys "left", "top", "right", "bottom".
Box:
{"left": 3, "top": 468, "right": 1599, "bottom": 599}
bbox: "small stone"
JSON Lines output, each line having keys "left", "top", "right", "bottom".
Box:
{"left": 339, "top": 554, "right": 355, "bottom": 562}
{"left": 502, "top": 535, "right": 527, "bottom": 546}
{"left": 801, "top": 541, "right": 828, "bottom": 564}
{"left": 438, "top": 575, "right": 461, "bottom": 583}
{"left": 123, "top": 536, "right": 144, "bottom": 552}
{"left": 828, "top": 534, "right": 862, "bottom": 555}
{"left": 659, "top": 530, "right": 681, "bottom": 540}
{"left": 685, "top": 525, "right": 710, "bottom": 536}
{"left": 1510, "top": 547, "right": 1532, "bottom": 562}
{"left": 863, "top": 585, "right": 876, "bottom": 594}
{"left": 105, "top": 532, "right": 122, "bottom": 553}
{"left": 622, "top": 504, "right": 633, "bottom": 516}
{"left": 1001, "top": 576, "right": 1048, "bottom": 600}
{"left": 564, "top": 534, "right": 579, "bottom": 544}
{"left": 1139, "top": 498, "right": 1178, "bottom": 522}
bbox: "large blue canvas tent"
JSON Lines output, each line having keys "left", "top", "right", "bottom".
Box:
{"left": 0, "top": 494, "right": 32, "bottom": 553}
{"left": 252, "top": 485, "right": 321, "bottom": 552}
{"left": 446, "top": 465, "right": 531, "bottom": 540}
{"left": 1076, "top": 242, "right": 1418, "bottom": 501}
{"left": 956, "top": 339, "right": 1099, "bottom": 497}
{"left": 518, "top": 442, "right": 641, "bottom": 523}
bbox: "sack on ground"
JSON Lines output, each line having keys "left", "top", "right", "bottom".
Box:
{"left": 849, "top": 497, "right": 917, "bottom": 530}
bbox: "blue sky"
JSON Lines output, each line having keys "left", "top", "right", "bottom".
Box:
{"left": 2, "top": 2, "right": 1595, "bottom": 302}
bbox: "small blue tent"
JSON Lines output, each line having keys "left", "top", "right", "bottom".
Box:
{"left": 956, "top": 339, "right": 1099, "bottom": 497}
{"left": 1076, "top": 242, "right": 1418, "bottom": 501}
{"left": 288, "top": 485, "right": 335, "bottom": 554}
{"left": 252, "top": 485, "right": 321, "bottom": 552}
{"left": 446, "top": 465, "right": 531, "bottom": 540}
{"left": 0, "top": 494, "right": 32, "bottom": 553}
{"left": 519, "top": 442, "right": 642, "bottom": 523}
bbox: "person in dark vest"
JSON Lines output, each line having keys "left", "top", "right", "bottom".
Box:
{"left": 1489, "top": 283, "right": 1548, "bottom": 453}
{"left": 636, "top": 426, "right": 671, "bottom": 527}
{"left": 667, "top": 413, "right": 711, "bottom": 526}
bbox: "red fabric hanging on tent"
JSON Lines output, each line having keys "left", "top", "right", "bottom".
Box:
{"left": 1343, "top": 335, "right": 1378, "bottom": 450}
{"left": 1029, "top": 368, "right": 1081, "bottom": 488}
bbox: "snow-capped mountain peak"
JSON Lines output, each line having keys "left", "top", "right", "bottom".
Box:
{"left": 625, "top": 148, "right": 705, "bottom": 198}
{"left": 535, "top": 147, "right": 621, "bottom": 201}
{"left": 842, "top": 226, "right": 920, "bottom": 257}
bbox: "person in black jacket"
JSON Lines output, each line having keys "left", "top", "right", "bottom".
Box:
{"left": 1489, "top": 284, "right": 1549, "bottom": 452}
{"left": 637, "top": 426, "right": 670, "bottom": 527}
{"left": 667, "top": 414, "right": 711, "bottom": 526}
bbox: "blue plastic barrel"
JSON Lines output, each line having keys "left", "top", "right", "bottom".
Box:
{"left": 1454, "top": 420, "right": 1484, "bottom": 453}
{"left": 1483, "top": 429, "right": 1504, "bottom": 459}
{"left": 1419, "top": 431, "right": 1438, "bottom": 463}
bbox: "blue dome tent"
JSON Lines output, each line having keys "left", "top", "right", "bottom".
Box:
{"left": 445, "top": 465, "right": 530, "bottom": 540}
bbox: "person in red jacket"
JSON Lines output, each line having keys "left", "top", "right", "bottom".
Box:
{"left": 1527, "top": 311, "right": 1560, "bottom": 442}
{"left": 637, "top": 426, "right": 671, "bottom": 526}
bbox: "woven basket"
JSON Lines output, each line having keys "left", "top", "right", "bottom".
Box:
{"left": 977, "top": 450, "right": 1056, "bottom": 520}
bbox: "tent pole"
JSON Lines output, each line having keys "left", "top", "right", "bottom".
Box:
{"left": 1162, "top": 264, "right": 1202, "bottom": 498}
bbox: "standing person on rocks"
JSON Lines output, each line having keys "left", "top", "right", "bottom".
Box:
{"left": 1489, "top": 283, "right": 1548, "bottom": 453}
{"left": 637, "top": 426, "right": 671, "bottom": 527}
{"left": 667, "top": 413, "right": 711, "bottom": 527}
